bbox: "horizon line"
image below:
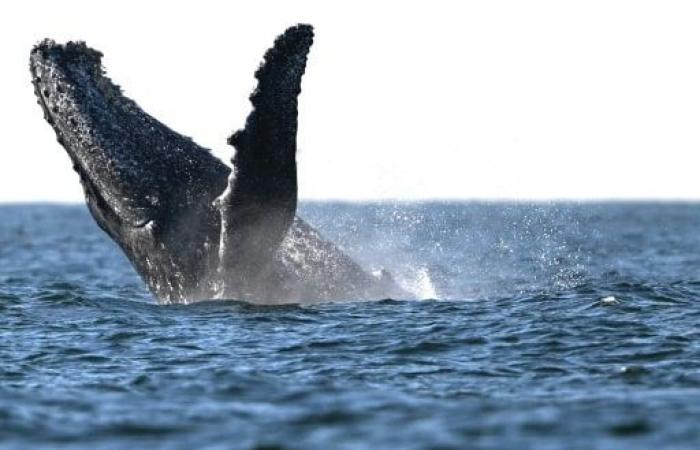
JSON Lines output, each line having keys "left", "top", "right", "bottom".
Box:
{"left": 4, "top": 198, "right": 700, "bottom": 205}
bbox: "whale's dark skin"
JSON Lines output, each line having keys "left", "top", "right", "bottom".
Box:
{"left": 30, "top": 25, "right": 405, "bottom": 304}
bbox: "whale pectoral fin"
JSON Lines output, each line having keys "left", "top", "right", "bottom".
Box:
{"left": 217, "top": 25, "right": 314, "bottom": 282}
{"left": 228, "top": 24, "right": 313, "bottom": 210}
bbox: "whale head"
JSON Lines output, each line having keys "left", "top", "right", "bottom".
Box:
{"left": 30, "top": 40, "right": 230, "bottom": 301}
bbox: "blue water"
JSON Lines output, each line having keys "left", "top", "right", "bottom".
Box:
{"left": 2, "top": 202, "right": 700, "bottom": 449}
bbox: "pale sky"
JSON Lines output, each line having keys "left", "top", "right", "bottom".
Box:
{"left": 2, "top": 0, "right": 700, "bottom": 201}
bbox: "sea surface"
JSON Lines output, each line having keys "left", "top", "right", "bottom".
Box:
{"left": 2, "top": 202, "right": 700, "bottom": 449}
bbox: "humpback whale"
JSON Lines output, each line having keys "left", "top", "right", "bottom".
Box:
{"left": 30, "top": 25, "right": 405, "bottom": 304}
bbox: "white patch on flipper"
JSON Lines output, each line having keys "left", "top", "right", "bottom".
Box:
{"left": 212, "top": 169, "right": 237, "bottom": 298}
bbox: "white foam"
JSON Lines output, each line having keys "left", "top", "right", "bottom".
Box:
{"left": 401, "top": 266, "right": 438, "bottom": 300}
{"left": 600, "top": 295, "right": 620, "bottom": 305}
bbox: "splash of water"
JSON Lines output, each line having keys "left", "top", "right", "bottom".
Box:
{"left": 399, "top": 266, "right": 439, "bottom": 300}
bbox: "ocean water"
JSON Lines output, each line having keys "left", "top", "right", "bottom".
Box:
{"left": 2, "top": 202, "right": 700, "bottom": 449}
